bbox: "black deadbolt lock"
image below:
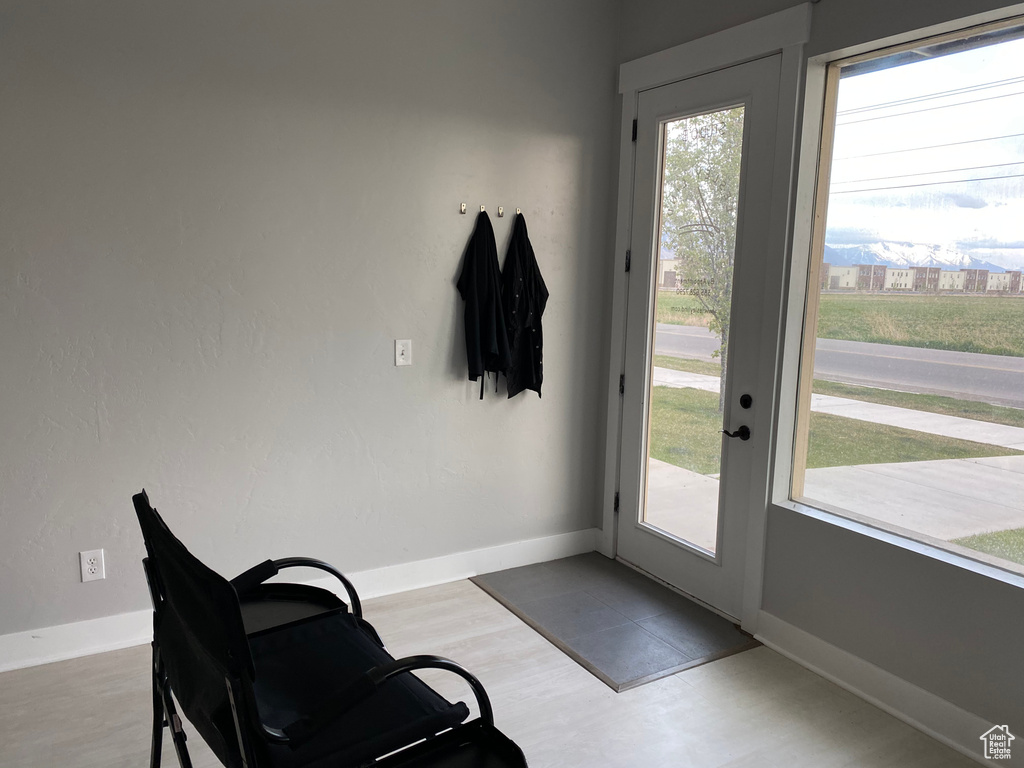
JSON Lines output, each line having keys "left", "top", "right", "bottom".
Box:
{"left": 739, "top": 394, "right": 752, "bottom": 409}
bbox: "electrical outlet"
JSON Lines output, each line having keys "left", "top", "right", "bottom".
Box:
{"left": 80, "top": 549, "right": 105, "bottom": 582}
{"left": 395, "top": 339, "right": 412, "bottom": 366}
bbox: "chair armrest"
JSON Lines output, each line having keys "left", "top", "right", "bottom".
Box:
{"left": 230, "top": 559, "right": 280, "bottom": 595}
{"left": 230, "top": 557, "right": 362, "bottom": 618}
{"left": 277, "top": 655, "right": 492, "bottom": 747}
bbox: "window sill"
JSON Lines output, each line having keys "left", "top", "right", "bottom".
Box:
{"left": 770, "top": 497, "right": 1024, "bottom": 590}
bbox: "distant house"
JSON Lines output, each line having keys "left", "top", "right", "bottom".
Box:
{"left": 912, "top": 267, "right": 941, "bottom": 292}
{"left": 828, "top": 265, "right": 858, "bottom": 290}
{"left": 657, "top": 259, "right": 676, "bottom": 289}
{"left": 857, "top": 264, "right": 886, "bottom": 291}
{"left": 938, "top": 270, "right": 965, "bottom": 292}
{"left": 987, "top": 271, "right": 1021, "bottom": 293}
{"left": 884, "top": 268, "right": 914, "bottom": 291}
{"left": 962, "top": 268, "right": 989, "bottom": 293}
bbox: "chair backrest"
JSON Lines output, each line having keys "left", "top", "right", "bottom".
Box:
{"left": 134, "top": 490, "right": 255, "bottom": 767}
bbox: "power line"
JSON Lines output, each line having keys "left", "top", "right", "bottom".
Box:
{"left": 837, "top": 75, "right": 1024, "bottom": 116}
{"left": 830, "top": 172, "right": 1024, "bottom": 195}
{"left": 836, "top": 90, "right": 1024, "bottom": 126}
{"left": 833, "top": 132, "right": 1024, "bottom": 161}
{"left": 833, "top": 160, "right": 1024, "bottom": 185}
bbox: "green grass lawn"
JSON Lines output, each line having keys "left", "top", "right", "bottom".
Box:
{"left": 812, "top": 380, "right": 1024, "bottom": 429}
{"left": 649, "top": 386, "right": 1022, "bottom": 476}
{"left": 656, "top": 291, "right": 1024, "bottom": 357}
{"left": 817, "top": 293, "right": 1024, "bottom": 357}
{"left": 649, "top": 388, "right": 726, "bottom": 475}
{"left": 655, "top": 292, "right": 712, "bottom": 327}
{"left": 805, "top": 412, "right": 1022, "bottom": 467}
{"left": 653, "top": 354, "right": 721, "bottom": 376}
{"left": 953, "top": 527, "right": 1024, "bottom": 567}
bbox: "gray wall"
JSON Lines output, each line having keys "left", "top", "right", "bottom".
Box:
{"left": 618, "top": 0, "right": 1024, "bottom": 729}
{"left": 807, "top": 0, "right": 1023, "bottom": 56}
{"left": 617, "top": 0, "right": 805, "bottom": 62}
{"left": 763, "top": 509, "right": 1024, "bottom": 726}
{"left": 0, "top": 0, "right": 618, "bottom": 635}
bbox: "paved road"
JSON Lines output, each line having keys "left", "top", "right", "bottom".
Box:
{"left": 654, "top": 323, "right": 722, "bottom": 360}
{"left": 654, "top": 323, "right": 1024, "bottom": 409}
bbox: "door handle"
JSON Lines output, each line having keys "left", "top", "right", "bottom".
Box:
{"left": 722, "top": 425, "right": 751, "bottom": 441}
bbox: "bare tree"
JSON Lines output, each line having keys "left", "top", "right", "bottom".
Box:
{"left": 660, "top": 107, "right": 744, "bottom": 412}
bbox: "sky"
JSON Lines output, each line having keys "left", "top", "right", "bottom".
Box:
{"left": 826, "top": 32, "right": 1024, "bottom": 270}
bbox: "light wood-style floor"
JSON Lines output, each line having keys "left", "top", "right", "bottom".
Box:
{"left": 0, "top": 580, "right": 973, "bottom": 767}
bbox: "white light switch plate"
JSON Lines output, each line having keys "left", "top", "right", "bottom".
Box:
{"left": 395, "top": 339, "right": 412, "bottom": 366}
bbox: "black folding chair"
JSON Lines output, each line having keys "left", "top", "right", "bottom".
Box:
{"left": 134, "top": 490, "right": 527, "bottom": 768}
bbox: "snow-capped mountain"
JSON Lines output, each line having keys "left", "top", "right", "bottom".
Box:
{"left": 823, "top": 241, "right": 1009, "bottom": 272}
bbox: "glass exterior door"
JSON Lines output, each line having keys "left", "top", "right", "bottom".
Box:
{"left": 645, "top": 105, "right": 746, "bottom": 556}
{"left": 617, "top": 56, "right": 782, "bottom": 619}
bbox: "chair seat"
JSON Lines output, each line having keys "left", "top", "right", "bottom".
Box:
{"left": 240, "top": 583, "right": 346, "bottom": 635}
{"left": 250, "top": 611, "right": 470, "bottom": 768}
{"left": 376, "top": 721, "right": 529, "bottom": 768}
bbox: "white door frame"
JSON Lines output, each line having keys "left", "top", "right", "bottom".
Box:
{"left": 600, "top": 4, "right": 812, "bottom": 632}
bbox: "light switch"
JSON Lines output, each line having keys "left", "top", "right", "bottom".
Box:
{"left": 395, "top": 339, "right": 412, "bottom": 366}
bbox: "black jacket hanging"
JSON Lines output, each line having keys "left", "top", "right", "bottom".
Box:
{"left": 457, "top": 211, "right": 511, "bottom": 398}
{"left": 501, "top": 213, "right": 548, "bottom": 399}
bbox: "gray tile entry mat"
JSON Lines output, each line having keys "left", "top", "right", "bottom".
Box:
{"left": 471, "top": 552, "right": 759, "bottom": 692}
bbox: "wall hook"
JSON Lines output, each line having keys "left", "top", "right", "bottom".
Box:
{"left": 497, "top": 207, "right": 504, "bottom": 218}
{"left": 516, "top": 208, "right": 521, "bottom": 215}
{"left": 460, "top": 203, "right": 467, "bottom": 214}
{"left": 480, "top": 205, "right": 485, "bottom": 212}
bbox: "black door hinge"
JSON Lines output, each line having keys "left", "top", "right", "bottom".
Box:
{"left": 625, "top": 249, "right": 631, "bottom": 272}
{"left": 619, "top": 374, "right": 625, "bottom": 396}
{"left": 614, "top": 491, "right": 620, "bottom": 512}
{"left": 631, "top": 119, "right": 637, "bottom": 142}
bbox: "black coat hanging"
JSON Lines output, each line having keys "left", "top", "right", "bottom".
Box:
{"left": 501, "top": 213, "right": 548, "bottom": 399}
{"left": 457, "top": 211, "right": 511, "bottom": 398}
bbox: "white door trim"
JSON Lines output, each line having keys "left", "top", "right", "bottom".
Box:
{"left": 600, "top": 5, "right": 812, "bottom": 633}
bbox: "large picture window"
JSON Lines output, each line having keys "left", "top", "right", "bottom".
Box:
{"left": 793, "top": 19, "right": 1024, "bottom": 575}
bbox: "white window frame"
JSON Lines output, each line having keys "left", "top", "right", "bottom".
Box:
{"left": 771, "top": 5, "right": 1024, "bottom": 594}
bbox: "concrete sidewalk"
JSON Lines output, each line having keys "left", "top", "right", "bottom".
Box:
{"left": 645, "top": 458, "right": 719, "bottom": 552}
{"left": 804, "top": 455, "right": 1024, "bottom": 539}
{"left": 652, "top": 366, "right": 1024, "bottom": 450}
{"left": 646, "top": 455, "right": 1024, "bottom": 542}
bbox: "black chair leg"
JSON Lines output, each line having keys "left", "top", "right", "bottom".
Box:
{"left": 150, "top": 644, "right": 165, "bottom": 768}
{"left": 153, "top": 646, "right": 194, "bottom": 768}
{"left": 162, "top": 685, "right": 194, "bottom": 768}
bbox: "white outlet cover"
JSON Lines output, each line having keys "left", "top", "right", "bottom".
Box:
{"left": 395, "top": 339, "right": 412, "bottom": 366}
{"left": 80, "top": 549, "right": 105, "bottom": 582}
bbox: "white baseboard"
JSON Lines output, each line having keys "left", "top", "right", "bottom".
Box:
{"left": 317, "top": 527, "right": 601, "bottom": 601}
{"left": 0, "top": 610, "right": 154, "bottom": 675}
{"left": 755, "top": 611, "right": 997, "bottom": 767}
{"left": 0, "top": 528, "right": 600, "bottom": 674}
